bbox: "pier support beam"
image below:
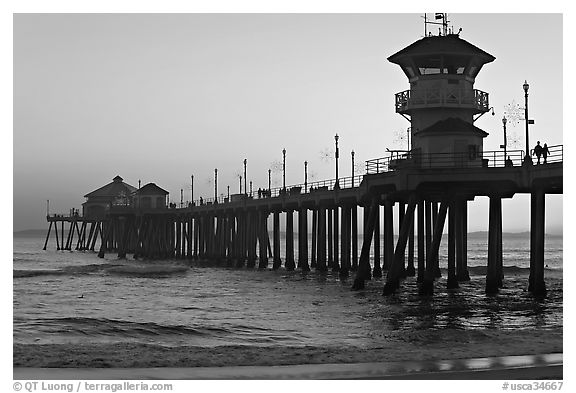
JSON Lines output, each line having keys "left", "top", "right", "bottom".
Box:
{"left": 351, "top": 206, "right": 358, "bottom": 271}
{"left": 419, "top": 200, "right": 449, "bottom": 296}
{"left": 327, "top": 208, "right": 333, "bottom": 269}
{"left": 285, "top": 210, "right": 295, "bottom": 271}
{"left": 298, "top": 208, "right": 310, "bottom": 272}
{"left": 311, "top": 209, "right": 317, "bottom": 269}
{"left": 383, "top": 200, "right": 394, "bottom": 271}
{"left": 273, "top": 211, "right": 282, "bottom": 269}
{"left": 456, "top": 199, "right": 470, "bottom": 281}
{"left": 340, "top": 205, "right": 351, "bottom": 278}
{"left": 316, "top": 208, "right": 327, "bottom": 272}
{"left": 372, "top": 204, "right": 382, "bottom": 278}
{"left": 383, "top": 194, "right": 417, "bottom": 295}
{"left": 406, "top": 209, "right": 416, "bottom": 277}
{"left": 529, "top": 189, "right": 547, "bottom": 296}
{"left": 352, "top": 198, "right": 378, "bottom": 290}
{"left": 447, "top": 200, "right": 459, "bottom": 289}
{"left": 333, "top": 207, "right": 340, "bottom": 272}
{"left": 417, "top": 199, "right": 425, "bottom": 283}
{"left": 486, "top": 196, "right": 503, "bottom": 294}
{"left": 258, "top": 211, "right": 269, "bottom": 269}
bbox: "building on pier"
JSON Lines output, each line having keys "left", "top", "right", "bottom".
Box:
{"left": 133, "top": 183, "right": 169, "bottom": 209}
{"left": 388, "top": 31, "right": 495, "bottom": 166}
{"left": 82, "top": 175, "right": 137, "bottom": 219}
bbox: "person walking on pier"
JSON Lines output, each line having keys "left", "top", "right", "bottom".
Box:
{"left": 533, "top": 141, "right": 543, "bottom": 164}
{"left": 505, "top": 156, "right": 513, "bottom": 167}
{"left": 542, "top": 143, "right": 550, "bottom": 164}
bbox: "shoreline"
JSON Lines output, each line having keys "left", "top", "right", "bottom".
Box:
{"left": 14, "top": 329, "right": 562, "bottom": 369}
{"left": 14, "top": 353, "right": 563, "bottom": 380}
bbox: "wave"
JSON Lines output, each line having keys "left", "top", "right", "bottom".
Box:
{"left": 14, "top": 263, "right": 189, "bottom": 279}
{"left": 19, "top": 316, "right": 230, "bottom": 338}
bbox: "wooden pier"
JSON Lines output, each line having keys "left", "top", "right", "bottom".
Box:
{"left": 45, "top": 149, "right": 562, "bottom": 297}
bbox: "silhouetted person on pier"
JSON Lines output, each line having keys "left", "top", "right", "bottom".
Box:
{"left": 258, "top": 188, "right": 262, "bottom": 198}
{"left": 542, "top": 143, "right": 550, "bottom": 164}
{"left": 199, "top": 197, "right": 203, "bottom": 205}
{"left": 533, "top": 141, "right": 543, "bottom": 164}
{"left": 505, "top": 156, "right": 513, "bottom": 167}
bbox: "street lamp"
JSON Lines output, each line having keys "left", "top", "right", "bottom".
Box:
{"left": 239, "top": 175, "right": 242, "bottom": 194}
{"left": 351, "top": 150, "right": 355, "bottom": 187}
{"left": 334, "top": 133, "right": 340, "bottom": 188}
{"left": 304, "top": 161, "right": 308, "bottom": 192}
{"left": 190, "top": 175, "right": 194, "bottom": 205}
{"left": 243, "top": 159, "right": 247, "bottom": 195}
{"left": 268, "top": 169, "right": 271, "bottom": 194}
{"left": 214, "top": 168, "right": 218, "bottom": 201}
{"left": 282, "top": 148, "right": 286, "bottom": 190}
{"left": 501, "top": 116, "right": 508, "bottom": 159}
{"left": 523, "top": 81, "right": 532, "bottom": 165}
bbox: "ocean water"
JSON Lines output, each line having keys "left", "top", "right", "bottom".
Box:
{"left": 13, "top": 232, "right": 563, "bottom": 350}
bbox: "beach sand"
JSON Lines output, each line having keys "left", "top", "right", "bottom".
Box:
{"left": 14, "top": 328, "right": 562, "bottom": 369}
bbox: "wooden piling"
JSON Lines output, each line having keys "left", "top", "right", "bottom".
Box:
{"left": 316, "top": 207, "right": 327, "bottom": 271}
{"left": 419, "top": 200, "right": 449, "bottom": 296}
{"left": 373, "top": 204, "right": 382, "bottom": 278}
{"left": 298, "top": 208, "right": 310, "bottom": 271}
{"left": 273, "top": 211, "right": 282, "bottom": 269}
{"left": 352, "top": 198, "right": 378, "bottom": 289}
{"left": 351, "top": 206, "right": 358, "bottom": 270}
{"left": 447, "top": 200, "right": 458, "bottom": 289}
{"left": 327, "top": 208, "right": 333, "bottom": 268}
{"left": 383, "top": 200, "right": 394, "bottom": 271}
{"left": 417, "top": 199, "right": 425, "bottom": 283}
{"left": 340, "top": 205, "right": 351, "bottom": 278}
{"left": 285, "top": 210, "right": 295, "bottom": 270}
{"left": 383, "top": 194, "right": 417, "bottom": 295}
{"left": 333, "top": 206, "right": 340, "bottom": 272}
{"left": 311, "top": 209, "right": 317, "bottom": 269}
{"left": 529, "top": 189, "right": 546, "bottom": 296}
{"left": 486, "top": 196, "right": 503, "bottom": 293}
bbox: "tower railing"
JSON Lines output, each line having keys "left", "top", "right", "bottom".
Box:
{"left": 395, "top": 88, "right": 489, "bottom": 113}
{"left": 365, "top": 145, "right": 563, "bottom": 174}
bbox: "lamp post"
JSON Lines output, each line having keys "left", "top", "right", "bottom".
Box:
{"left": 227, "top": 185, "right": 230, "bottom": 201}
{"left": 304, "top": 161, "right": 308, "bottom": 192}
{"left": 282, "top": 148, "right": 286, "bottom": 190}
{"left": 180, "top": 188, "right": 183, "bottom": 208}
{"left": 214, "top": 169, "right": 218, "bottom": 201}
{"left": 239, "top": 175, "right": 242, "bottom": 194}
{"left": 523, "top": 81, "right": 532, "bottom": 165}
{"left": 351, "top": 150, "right": 355, "bottom": 187}
{"left": 250, "top": 181, "right": 253, "bottom": 197}
{"left": 191, "top": 175, "right": 194, "bottom": 204}
{"left": 243, "top": 159, "right": 247, "bottom": 195}
{"left": 501, "top": 116, "right": 508, "bottom": 159}
{"left": 268, "top": 169, "right": 271, "bottom": 194}
{"left": 334, "top": 133, "right": 340, "bottom": 188}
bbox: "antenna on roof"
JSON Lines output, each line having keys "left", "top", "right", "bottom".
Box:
{"left": 423, "top": 13, "right": 450, "bottom": 36}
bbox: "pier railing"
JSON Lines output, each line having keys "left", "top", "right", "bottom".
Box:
{"left": 190, "top": 174, "right": 364, "bottom": 206}
{"left": 365, "top": 145, "right": 563, "bottom": 174}
{"left": 395, "top": 88, "right": 489, "bottom": 113}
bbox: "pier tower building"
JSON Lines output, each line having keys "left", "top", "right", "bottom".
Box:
{"left": 388, "top": 29, "right": 495, "bottom": 166}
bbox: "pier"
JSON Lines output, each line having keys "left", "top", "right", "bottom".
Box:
{"left": 44, "top": 19, "right": 563, "bottom": 297}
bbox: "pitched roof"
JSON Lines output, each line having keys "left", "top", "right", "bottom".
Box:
{"left": 417, "top": 117, "right": 489, "bottom": 137}
{"left": 84, "top": 176, "right": 137, "bottom": 198}
{"left": 388, "top": 34, "right": 495, "bottom": 67}
{"left": 134, "top": 183, "right": 169, "bottom": 195}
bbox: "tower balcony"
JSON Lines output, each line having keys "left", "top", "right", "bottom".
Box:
{"left": 395, "top": 88, "right": 489, "bottom": 114}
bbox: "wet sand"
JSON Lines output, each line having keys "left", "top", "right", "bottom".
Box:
{"left": 14, "top": 353, "right": 562, "bottom": 380}
{"left": 14, "top": 328, "right": 562, "bottom": 373}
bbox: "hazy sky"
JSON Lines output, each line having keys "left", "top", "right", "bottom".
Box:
{"left": 13, "top": 13, "right": 563, "bottom": 232}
